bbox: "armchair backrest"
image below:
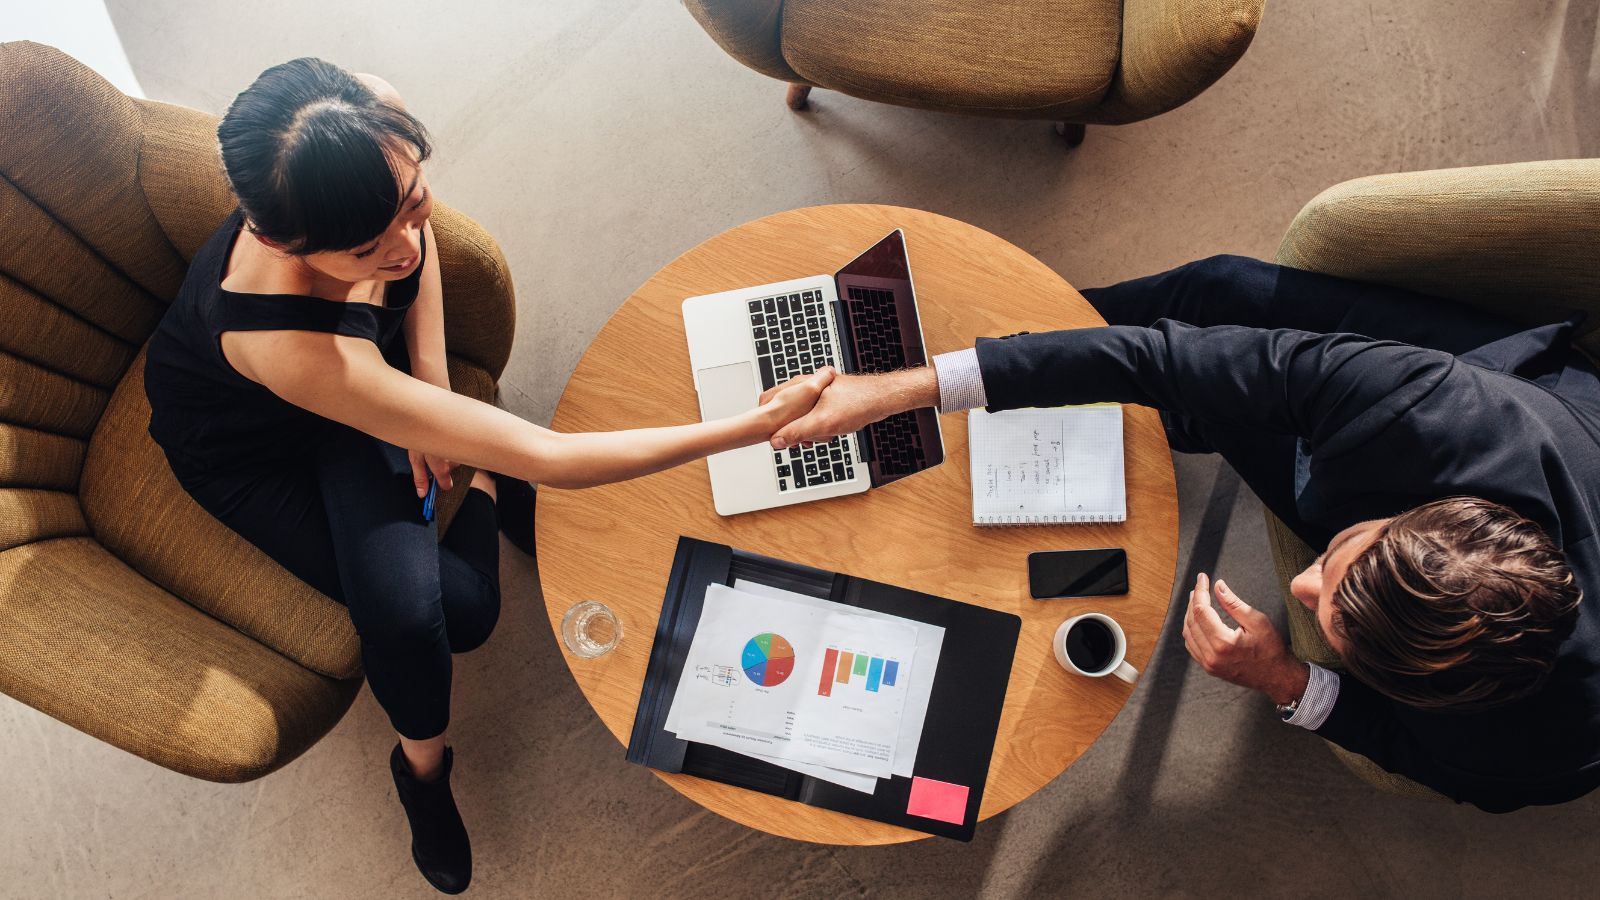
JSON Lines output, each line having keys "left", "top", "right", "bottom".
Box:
{"left": 0, "top": 41, "right": 182, "bottom": 549}
{"left": 1278, "top": 160, "right": 1600, "bottom": 357}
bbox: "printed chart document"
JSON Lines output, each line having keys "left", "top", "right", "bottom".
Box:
{"left": 665, "top": 583, "right": 919, "bottom": 778}
{"left": 734, "top": 579, "right": 943, "bottom": 780}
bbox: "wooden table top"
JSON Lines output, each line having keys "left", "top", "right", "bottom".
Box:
{"left": 536, "top": 204, "right": 1178, "bottom": 845}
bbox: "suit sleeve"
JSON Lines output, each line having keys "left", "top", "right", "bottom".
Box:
{"left": 974, "top": 321, "right": 1455, "bottom": 446}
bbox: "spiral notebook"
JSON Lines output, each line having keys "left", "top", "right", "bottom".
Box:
{"left": 968, "top": 405, "right": 1126, "bottom": 525}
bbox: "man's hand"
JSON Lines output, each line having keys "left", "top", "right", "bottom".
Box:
{"left": 408, "top": 449, "right": 454, "bottom": 498}
{"left": 761, "top": 367, "right": 939, "bottom": 449}
{"left": 1183, "top": 572, "right": 1309, "bottom": 706}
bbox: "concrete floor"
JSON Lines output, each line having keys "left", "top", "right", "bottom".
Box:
{"left": 6, "top": 0, "right": 1600, "bottom": 897}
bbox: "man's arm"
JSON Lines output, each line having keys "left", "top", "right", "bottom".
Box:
{"left": 971, "top": 321, "right": 1454, "bottom": 437}
{"left": 772, "top": 321, "right": 1456, "bottom": 450}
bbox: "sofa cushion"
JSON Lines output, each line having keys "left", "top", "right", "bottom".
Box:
{"left": 781, "top": 0, "right": 1121, "bottom": 116}
{"left": 80, "top": 348, "right": 363, "bottom": 680}
{"left": 0, "top": 537, "right": 358, "bottom": 782}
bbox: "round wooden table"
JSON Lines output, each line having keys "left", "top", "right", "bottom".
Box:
{"left": 537, "top": 205, "right": 1178, "bottom": 845}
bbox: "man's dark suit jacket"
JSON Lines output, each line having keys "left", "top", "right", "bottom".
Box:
{"left": 974, "top": 315, "right": 1600, "bottom": 812}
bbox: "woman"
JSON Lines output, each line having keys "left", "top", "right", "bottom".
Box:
{"left": 143, "top": 58, "right": 828, "bottom": 895}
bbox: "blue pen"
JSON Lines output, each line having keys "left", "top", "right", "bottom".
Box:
{"left": 422, "top": 474, "right": 438, "bottom": 522}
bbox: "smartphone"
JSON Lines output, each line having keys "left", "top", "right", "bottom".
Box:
{"left": 1028, "top": 549, "right": 1128, "bottom": 599}
{"left": 421, "top": 475, "right": 438, "bottom": 522}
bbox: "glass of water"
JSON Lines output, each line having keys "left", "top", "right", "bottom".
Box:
{"left": 561, "top": 600, "right": 622, "bottom": 658}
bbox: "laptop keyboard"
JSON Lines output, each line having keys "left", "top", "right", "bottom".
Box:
{"left": 845, "top": 285, "right": 926, "bottom": 478}
{"left": 772, "top": 443, "right": 854, "bottom": 493}
{"left": 747, "top": 292, "right": 857, "bottom": 492}
{"left": 749, "top": 291, "right": 837, "bottom": 388}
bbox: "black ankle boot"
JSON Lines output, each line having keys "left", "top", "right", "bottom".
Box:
{"left": 490, "top": 472, "right": 536, "bottom": 557}
{"left": 390, "top": 744, "right": 472, "bottom": 894}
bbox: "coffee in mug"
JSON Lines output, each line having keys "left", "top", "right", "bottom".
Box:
{"left": 1053, "top": 613, "right": 1138, "bottom": 683}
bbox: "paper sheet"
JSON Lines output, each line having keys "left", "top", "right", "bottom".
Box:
{"left": 665, "top": 584, "right": 918, "bottom": 778}
{"left": 694, "top": 732, "right": 879, "bottom": 793}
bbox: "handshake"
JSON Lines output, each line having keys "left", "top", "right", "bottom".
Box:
{"left": 752, "top": 365, "right": 940, "bottom": 449}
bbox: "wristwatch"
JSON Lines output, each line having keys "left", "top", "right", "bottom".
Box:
{"left": 1276, "top": 697, "right": 1300, "bottom": 721}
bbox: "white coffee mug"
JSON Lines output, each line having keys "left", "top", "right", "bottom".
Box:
{"left": 1053, "top": 613, "right": 1139, "bottom": 683}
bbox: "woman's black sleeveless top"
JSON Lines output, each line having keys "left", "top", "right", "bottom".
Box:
{"left": 145, "top": 209, "right": 424, "bottom": 482}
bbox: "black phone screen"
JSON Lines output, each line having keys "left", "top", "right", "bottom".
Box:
{"left": 1028, "top": 549, "right": 1129, "bottom": 599}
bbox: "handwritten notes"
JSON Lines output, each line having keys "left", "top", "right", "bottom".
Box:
{"left": 969, "top": 406, "right": 1126, "bottom": 525}
{"left": 981, "top": 426, "right": 1066, "bottom": 499}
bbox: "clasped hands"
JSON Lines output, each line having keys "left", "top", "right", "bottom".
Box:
{"left": 755, "top": 366, "right": 933, "bottom": 448}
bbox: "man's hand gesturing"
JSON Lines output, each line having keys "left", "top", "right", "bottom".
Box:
{"left": 761, "top": 367, "right": 940, "bottom": 449}
{"left": 1183, "top": 572, "right": 1310, "bottom": 707}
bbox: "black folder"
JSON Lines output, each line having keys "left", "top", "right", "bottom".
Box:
{"left": 626, "top": 537, "right": 1021, "bottom": 841}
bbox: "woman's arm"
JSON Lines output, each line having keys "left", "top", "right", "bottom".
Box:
{"left": 352, "top": 72, "right": 445, "bottom": 392}
{"left": 229, "top": 329, "right": 828, "bottom": 489}
{"left": 399, "top": 219, "right": 455, "bottom": 493}
{"left": 402, "top": 219, "right": 449, "bottom": 391}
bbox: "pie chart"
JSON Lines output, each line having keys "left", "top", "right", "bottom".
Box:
{"left": 741, "top": 632, "right": 796, "bottom": 687}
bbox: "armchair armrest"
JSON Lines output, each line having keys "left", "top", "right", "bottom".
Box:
{"left": 1090, "top": 0, "right": 1263, "bottom": 124}
{"left": 683, "top": 0, "right": 804, "bottom": 84}
{"left": 1277, "top": 160, "right": 1600, "bottom": 350}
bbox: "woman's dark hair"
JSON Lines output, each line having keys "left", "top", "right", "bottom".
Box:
{"left": 217, "top": 57, "right": 432, "bottom": 255}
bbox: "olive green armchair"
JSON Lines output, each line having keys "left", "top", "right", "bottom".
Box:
{"left": 1268, "top": 158, "right": 1600, "bottom": 800}
{"left": 0, "top": 42, "right": 516, "bottom": 782}
{"left": 684, "top": 0, "right": 1265, "bottom": 145}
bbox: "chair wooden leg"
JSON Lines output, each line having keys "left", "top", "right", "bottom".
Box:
{"left": 1054, "top": 121, "right": 1086, "bottom": 148}
{"left": 786, "top": 83, "right": 812, "bottom": 111}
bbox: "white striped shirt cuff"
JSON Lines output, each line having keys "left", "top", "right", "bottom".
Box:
{"left": 1284, "top": 663, "right": 1339, "bottom": 730}
{"left": 932, "top": 348, "right": 988, "bottom": 413}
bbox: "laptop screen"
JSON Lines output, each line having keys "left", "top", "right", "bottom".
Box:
{"left": 833, "top": 229, "right": 926, "bottom": 373}
{"left": 831, "top": 229, "right": 944, "bottom": 486}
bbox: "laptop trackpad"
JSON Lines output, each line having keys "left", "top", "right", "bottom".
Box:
{"left": 697, "top": 362, "right": 758, "bottom": 421}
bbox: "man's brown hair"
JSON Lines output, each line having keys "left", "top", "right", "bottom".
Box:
{"left": 1333, "top": 496, "right": 1581, "bottom": 711}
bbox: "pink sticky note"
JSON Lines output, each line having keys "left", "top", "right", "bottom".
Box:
{"left": 907, "top": 776, "right": 970, "bottom": 825}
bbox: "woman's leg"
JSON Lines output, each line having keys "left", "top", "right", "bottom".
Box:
{"left": 179, "top": 463, "right": 346, "bottom": 603}
{"left": 315, "top": 428, "right": 480, "bottom": 893}
{"left": 190, "top": 439, "right": 501, "bottom": 775}
{"left": 388, "top": 475, "right": 503, "bottom": 779}
{"left": 314, "top": 437, "right": 506, "bottom": 771}
{"left": 436, "top": 471, "right": 501, "bottom": 656}
{"left": 313, "top": 429, "right": 455, "bottom": 748}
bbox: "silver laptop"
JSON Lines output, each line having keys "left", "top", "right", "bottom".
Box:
{"left": 683, "top": 230, "right": 945, "bottom": 516}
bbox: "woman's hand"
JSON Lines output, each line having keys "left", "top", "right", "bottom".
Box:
{"left": 755, "top": 368, "right": 836, "bottom": 438}
{"left": 408, "top": 448, "right": 455, "bottom": 497}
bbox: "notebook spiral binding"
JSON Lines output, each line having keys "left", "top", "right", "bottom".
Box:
{"left": 974, "top": 512, "right": 1126, "bottom": 525}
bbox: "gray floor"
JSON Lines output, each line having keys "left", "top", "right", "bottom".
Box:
{"left": 6, "top": 1, "right": 1600, "bottom": 897}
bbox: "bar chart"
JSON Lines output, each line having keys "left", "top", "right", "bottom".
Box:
{"left": 817, "top": 646, "right": 901, "bottom": 697}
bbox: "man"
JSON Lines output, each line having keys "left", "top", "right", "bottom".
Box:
{"left": 768, "top": 255, "right": 1600, "bottom": 812}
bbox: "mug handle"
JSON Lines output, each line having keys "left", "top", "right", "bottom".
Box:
{"left": 1113, "top": 660, "right": 1139, "bottom": 683}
